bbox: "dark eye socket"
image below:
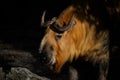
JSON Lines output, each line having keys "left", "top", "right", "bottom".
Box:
{"left": 50, "top": 46, "right": 54, "bottom": 51}
{"left": 56, "top": 34, "right": 62, "bottom": 39}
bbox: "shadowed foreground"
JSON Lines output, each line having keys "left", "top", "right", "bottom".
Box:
{"left": 0, "top": 67, "right": 50, "bottom": 80}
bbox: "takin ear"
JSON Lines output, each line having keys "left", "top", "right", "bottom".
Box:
{"left": 57, "top": 6, "right": 75, "bottom": 25}
{"left": 65, "top": 15, "right": 76, "bottom": 30}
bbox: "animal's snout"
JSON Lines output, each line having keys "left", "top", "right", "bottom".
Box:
{"left": 39, "top": 51, "right": 52, "bottom": 65}
{"left": 39, "top": 42, "right": 56, "bottom": 66}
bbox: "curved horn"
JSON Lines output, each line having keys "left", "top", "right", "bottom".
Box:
{"left": 41, "top": 10, "right": 46, "bottom": 26}
{"left": 50, "top": 15, "right": 76, "bottom": 33}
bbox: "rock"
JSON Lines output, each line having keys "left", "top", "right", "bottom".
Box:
{"left": 0, "top": 67, "right": 50, "bottom": 80}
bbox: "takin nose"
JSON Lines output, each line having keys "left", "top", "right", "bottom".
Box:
{"left": 39, "top": 51, "right": 52, "bottom": 65}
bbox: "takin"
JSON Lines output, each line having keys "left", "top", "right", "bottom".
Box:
{"left": 39, "top": 3, "right": 109, "bottom": 80}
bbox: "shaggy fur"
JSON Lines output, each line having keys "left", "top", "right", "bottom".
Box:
{"left": 40, "top": 1, "right": 109, "bottom": 80}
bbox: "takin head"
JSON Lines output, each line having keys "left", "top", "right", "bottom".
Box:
{"left": 39, "top": 8, "right": 77, "bottom": 73}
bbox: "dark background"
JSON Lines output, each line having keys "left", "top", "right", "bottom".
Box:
{"left": 0, "top": 0, "right": 71, "bottom": 51}
{"left": 0, "top": 0, "right": 120, "bottom": 80}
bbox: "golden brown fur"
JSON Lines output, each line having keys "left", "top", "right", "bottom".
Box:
{"left": 40, "top": 3, "right": 109, "bottom": 80}
{"left": 43, "top": 5, "right": 109, "bottom": 72}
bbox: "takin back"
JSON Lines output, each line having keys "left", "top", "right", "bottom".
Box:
{"left": 39, "top": 3, "right": 109, "bottom": 80}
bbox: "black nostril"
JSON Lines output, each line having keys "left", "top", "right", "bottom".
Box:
{"left": 39, "top": 45, "right": 53, "bottom": 64}
{"left": 42, "top": 55, "right": 47, "bottom": 61}
{"left": 39, "top": 52, "right": 50, "bottom": 64}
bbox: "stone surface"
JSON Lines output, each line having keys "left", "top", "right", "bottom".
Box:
{"left": 0, "top": 67, "right": 50, "bottom": 80}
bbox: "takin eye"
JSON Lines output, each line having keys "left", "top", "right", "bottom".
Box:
{"left": 56, "top": 34, "right": 63, "bottom": 40}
